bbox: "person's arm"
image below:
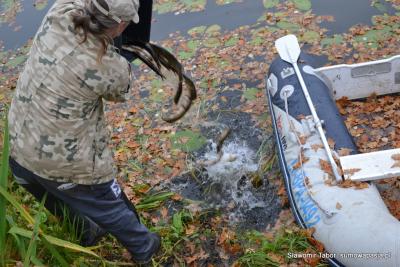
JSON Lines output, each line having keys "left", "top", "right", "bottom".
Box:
{"left": 102, "top": 63, "right": 132, "bottom": 102}
{"left": 88, "top": 58, "right": 133, "bottom": 103}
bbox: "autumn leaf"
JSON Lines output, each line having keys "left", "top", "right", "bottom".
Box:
{"left": 319, "top": 159, "right": 333, "bottom": 175}
{"left": 171, "top": 193, "right": 183, "bottom": 201}
{"left": 327, "top": 138, "right": 335, "bottom": 149}
{"left": 392, "top": 154, "right": 400, "bottom": 161}
{"left": 391, "top": 162, "right": 400, "bottom": 168}
{"left": 338, "top": 147, "right": 352, "bottom": 156}
{"left": 160, "top": 207, "right": 168, "bottom": 219}
{"left": 343, "top": 168, "right": 361, "bottom": 177}
{"left": 311, "top": 144, "right": 324, "bottom": 152}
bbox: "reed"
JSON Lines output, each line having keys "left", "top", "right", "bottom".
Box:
{"left": 0, "top": 116, "right": 9, "bottom": 266}
{"left": 0, "top": 116, "right": 99, "bottom": 265}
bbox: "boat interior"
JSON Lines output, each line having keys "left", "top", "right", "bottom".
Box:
{"left": 315, "top": 55, "right": 400, "bottom": 219}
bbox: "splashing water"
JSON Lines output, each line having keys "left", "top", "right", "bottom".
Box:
{"left": 168, "top": 138, "right": 281, "bottom": 229}
{"left": 201, "top": 140, "right": 267, "bottom": 222}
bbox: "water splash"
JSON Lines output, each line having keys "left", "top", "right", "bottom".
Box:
{"left": 168, "top": 138, "right": 281, "bottom": 230}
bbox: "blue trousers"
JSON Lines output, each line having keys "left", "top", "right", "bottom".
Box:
{"left": 9, "top": 158, "right": 156, "bottom": 262}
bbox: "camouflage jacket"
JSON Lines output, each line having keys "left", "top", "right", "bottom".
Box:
{"left": 8, "top": 0, "right": 132, "bottom": 185}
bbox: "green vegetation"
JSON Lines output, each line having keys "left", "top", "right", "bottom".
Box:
{"left": 237, "top": 230, "right": 328, "bottom": 267}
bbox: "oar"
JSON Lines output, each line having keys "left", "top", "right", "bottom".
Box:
{"left": 275, "top": 34, "right": 342, "bottom": 182}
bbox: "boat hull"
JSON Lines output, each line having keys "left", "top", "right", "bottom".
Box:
{"left": 267, "top": 55, "right": 400, "bottom": 267}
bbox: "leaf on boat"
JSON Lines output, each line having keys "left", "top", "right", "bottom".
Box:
{"left": 338, "top": 147, "right": 352, "bottom": 156}
{"left": 311, "top": 144, "right": 324, "bottom": 152}
{"left": 305, "top": 176, "right": 311, "bottom": 188}
{"left": 336, "top": 202, "right": 342, "bottom": 210}
{"left": 343, "top": 168, "right": 361, "bottom": 177}
{"left": 324, "top": 179, "right": 334, "bottom": 186}
{"left": 293, "top": 154, "right": 309, "bottom": 169}
{"left": 319, "top": 159, "right": 333, "bottom": 175}
{"left": 328, "top": 138, "right": 335, "bottom": 149}
{"left": 338, "top": 179, "right": 369, "bottom": 190}
{"left": 391, "top": 154, "right": 400, "bottom": 161}
{"left": 299, "top": 135, "right": 307, "bottom": 145}
{"left": 391, "top": 162, "right": 400, "bottom": 168}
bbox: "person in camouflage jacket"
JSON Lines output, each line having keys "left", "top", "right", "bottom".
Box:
{"left": 8, "top": 0, "right": 160, "bottom": 264}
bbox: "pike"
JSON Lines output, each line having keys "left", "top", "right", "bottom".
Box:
{"left": 122, "top": 42, "right": 196, "bottom": 123}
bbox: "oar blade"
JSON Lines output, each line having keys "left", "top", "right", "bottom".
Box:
{"left": 275, "top": 34, "right": 301, "bottom": 64}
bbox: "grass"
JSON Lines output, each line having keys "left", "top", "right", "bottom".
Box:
{"left": 0, "top": 115, "right": 101, "bottom": 266}
{"left": 0, "top": 114, "right": 9, "bottom": 266}
{"left": 236, "top": 229, "right": 329, "bottom": 267}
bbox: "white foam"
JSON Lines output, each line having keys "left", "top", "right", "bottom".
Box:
{"left": 204, "top": 140, "right": 258, "bottom": 181}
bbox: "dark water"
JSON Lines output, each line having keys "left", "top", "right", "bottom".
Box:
{"left": 0, "top": 0, "right": 50, "bottom": 50}
{"left": 0, "top": 0, "right": 396, "bottom": 50}
{"left": 311, "top": 0, "right": 395, "bottom": 34}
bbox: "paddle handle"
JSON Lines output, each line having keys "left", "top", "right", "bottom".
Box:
{"left": 293, "top": 63, "right": 342, "bottom": 182}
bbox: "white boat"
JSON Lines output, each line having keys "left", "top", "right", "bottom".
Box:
{"left": 266, "top": 37, "right": 400, "bottom": 267}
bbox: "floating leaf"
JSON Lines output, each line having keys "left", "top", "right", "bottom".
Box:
{"left": 251, "top": 36, "right": 263, "bottom": 46}
{"left": 154, "top": 0, "right": 206, "bottom": 14}
{"left": 290, "top": 0, "right": 311, "bottom": 11}
{"left": 203, "top": 37, "right": 221, "bottom": 48}
{"left": 224, "top": 36, "right": 239, "bottom": 47}
{"left": 277, "top": 21, "right": 300, "bottom": 31}
{"left": 321, "top": 35, "right": 344, "bottom": 47}
{"left": 205, "top": 24, "right": 222, "bottom": 36}
{"left": 263, "top": 0, "right": 279, "bottom": 9}
{"left": 178, "top": 50, "right": 195, "bottom": 60}
{"left": 216, "top": 0, "right": 241, "bottom": 5}
{"left": 301, "top": 31, "right": 320, "bottom": 43}
{"left": 178, "top": 40, "right": 199, "bottom": 59}
{"left": 34, "top": 0, "right": 48, "bottom": 10}
{"left": 170, "top": 130, "right": 207, "bottom": 152}
{"left": 182, "top": 0, "right": 207, "bottom": 11}
{"left": 372, "top": 0, "right": 387, "bottom": 13}
{"left": 154, "top": 2, "right": 177, "bottom": 14}
{"left": 354, "top": 27, "right": 392, "bottom": 45}
{"left": 187, "top": 25, "right": 207, "bottom": 36}
{"left": 5, "top": 55, "right": 27, "bottom": 68}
